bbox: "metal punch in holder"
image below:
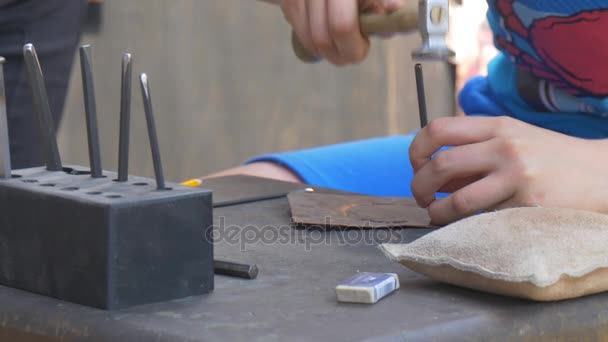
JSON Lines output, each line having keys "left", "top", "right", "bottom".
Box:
{"left": 0, "top": 44, "right": 214, "bottom": 310}
{"left": 0, "top": 57, "right": 10, "bottom": 179}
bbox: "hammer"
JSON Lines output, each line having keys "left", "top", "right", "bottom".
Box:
{"left": 292, "top": 0, "right": 454, "bottom": 62}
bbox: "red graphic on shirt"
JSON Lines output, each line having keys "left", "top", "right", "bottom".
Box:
{"left": 495, "top": 0, "right": 608, "bottom": 97}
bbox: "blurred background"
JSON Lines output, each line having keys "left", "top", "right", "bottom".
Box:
{"left": 56, "top": 0, "right": 494, "bottom": 182}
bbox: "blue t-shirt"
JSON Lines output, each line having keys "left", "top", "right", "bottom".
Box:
{"left": 248, "top": 1, "right": 608, "bottom": 196}
{"left": 479, "top": 0, "right": 608, "bottom": 138}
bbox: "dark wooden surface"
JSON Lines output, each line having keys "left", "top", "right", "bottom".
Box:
{"left": 57, "top": 1, "right": 454, "bottom": 182}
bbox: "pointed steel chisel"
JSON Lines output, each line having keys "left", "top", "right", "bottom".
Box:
{"left": 117, "top": 53, "right": 132, "bottom": 182}
{"left": 415, "top": 63, "right": 429, "bottom": 128}
{"left": 23, "top": 44, "right": 62, "bottom": 171}
{"left": 139, "top": 73, "right": 166, "bottom": 190}
{"left": 0, "top": 57, "right": 11, "bottom": 179}
{"left": 79, "top": 45, "right": 103, "bottom": 178}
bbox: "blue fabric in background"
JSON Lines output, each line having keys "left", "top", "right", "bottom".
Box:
{"left": 247, "top": 135, "right": 417, "bottom": 197}
{"left": 480, "top": 54, "right": 608, "bottom": 139}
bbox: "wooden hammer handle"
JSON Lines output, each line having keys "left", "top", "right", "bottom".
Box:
{"left": 292, "top": 7, "right": 418, "bottom": 63}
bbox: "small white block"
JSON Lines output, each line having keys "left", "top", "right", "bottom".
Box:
{"left": 336, "top": 272, "right": 400, "bottom": 304}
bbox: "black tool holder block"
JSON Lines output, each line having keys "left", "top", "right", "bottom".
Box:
{"left": 0, "top": 166, "right": 213, "bottom": 310}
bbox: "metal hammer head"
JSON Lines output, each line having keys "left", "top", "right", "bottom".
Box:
{"left": 413, "top": 0, "right": 455, "bottom": 61}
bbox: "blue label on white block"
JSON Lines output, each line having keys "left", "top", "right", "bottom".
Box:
{"left": 339, "top": 272, "right": 398, "bottom": 302}
{"left": 341, "top": 272, "right": 394, "bottom": 287}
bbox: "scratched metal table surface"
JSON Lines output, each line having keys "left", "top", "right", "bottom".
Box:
{"left": 1, "top": 176, "right": 608, "bottom": 342}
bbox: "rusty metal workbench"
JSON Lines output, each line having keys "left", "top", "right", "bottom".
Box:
{"left": 0, "top": 175, "right": 607, "bottom": 341}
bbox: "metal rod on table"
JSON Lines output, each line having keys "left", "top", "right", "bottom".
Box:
{"left": 0, "top": 57, "right": 11, "bottom": 179}
{"left": 214, "top": 259, "right": 259, "bottom": 279}
{"left": 117, "top": 53, "right": 132, "bottom": 182}
{"left": 414, "top": 63, "right": 429, "bottom": 128}
{"left": 79, "top": 45, "right": 103, "bottom": 178}
{"left": 214, "top": 193, "right": 288, "bottom": 208}
{"left": 139, "top": 73, "right": 166, "bottom": 190}
{"left": 23, "top": 44, "right": 63, "bottom": 171}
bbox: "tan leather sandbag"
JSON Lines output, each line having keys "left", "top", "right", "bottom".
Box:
{"left": 381, "top": 207, "right": 608, "bottom": 301}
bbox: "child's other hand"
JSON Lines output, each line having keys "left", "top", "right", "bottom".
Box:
{"left": 409, "top": 116, "right": 607, "bottom": 225}
{"left": 280, "top": 0, "right": 403, "bottom": 65}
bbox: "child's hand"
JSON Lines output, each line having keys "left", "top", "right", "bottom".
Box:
{"left": 279, "top": 0, "right": 403, "bottom": 65}
{"left": 409, "top": 116, "right": 608, "bottom": 225}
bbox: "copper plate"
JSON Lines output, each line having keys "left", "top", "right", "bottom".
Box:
{"left": 288, "top": 192, "right": 435, "bottom": 229}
